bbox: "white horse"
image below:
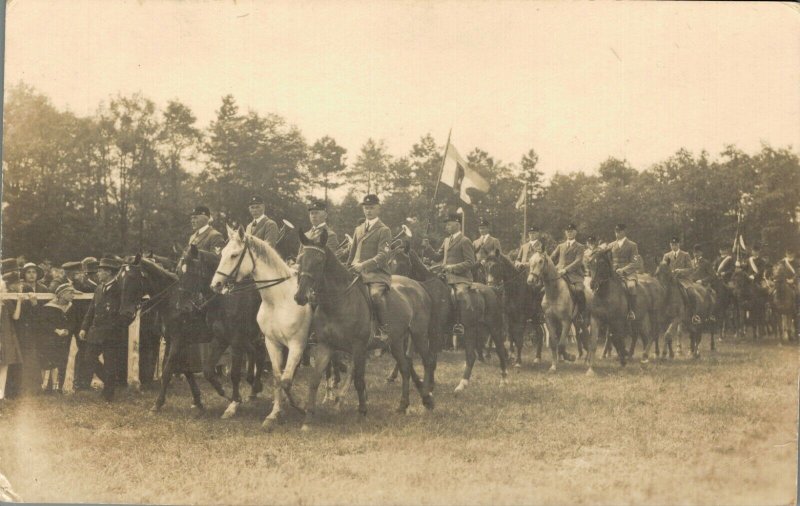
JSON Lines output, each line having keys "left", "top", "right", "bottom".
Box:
{"left": 211, "top": 225, "right": 312, "bottom": 431}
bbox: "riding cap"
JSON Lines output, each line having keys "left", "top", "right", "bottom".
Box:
{"left": 614, "top": 224, "right": 627, "bottom": 232}
{"left": 248, "top": 196, "right": 264, "bottom": 206}
{"left": 446, "top": 213, "right": 463, "bottom": 224}
{"left": 565, "top": 223, "right": 577, "bottom": 231}
{"left": 670, "top": 236, "right": 680, "bottom": 244}
{"left": 308, "top": 200, "right": 327, "bottom": 212}
{"left": 21, "top": 262, "right": 44, "bottom": 278}
{"left": 360, "top": 194, "right": 380, "bottom": 206}
{"left": 62, "top": 261, "right": 82, "bottom": 272}
{"left": 478, "top": 217, "right": 490, "bottom": 227}
{"left": 0, "top": 258, "right": 18, "bottom": 273}
{"left": 55, "top": 283, "right": 76, "bottom": 297}
{"left": 527, "top": 225, "right": 540, "bottom": 233}
{"left": 191, "top": 205, "right": 211, "bottom": 217}
{"left": 693, "top": 244, "right": 703, "bottom": 253}
{"left": 98, "top": 257, "right": 122, "bottom": 272}
{"left": 586, "top": 235, "right": 597, "bottom": 243}
{"left": 81, "top": 257, "right": 99, "bottom": 273}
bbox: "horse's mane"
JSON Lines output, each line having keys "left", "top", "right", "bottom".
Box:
{"left": 409, "top": 249, "right": 436, "bottom": 281}
{"left": 140, "top": 258, "right": 178, "bottom": 282}
{"left": 244, "top": 234, "right": 293, "bottom": 278}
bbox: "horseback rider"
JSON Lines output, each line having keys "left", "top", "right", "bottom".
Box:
{"left": 515, "top": 225, "right": 542, "bottom": 268}
{"left": 746, "top": 243, "right": 769, "bottom": 287}
{"left": 663, "top": 237, "right": 693, "bottom": 277}
{"left": 690, "top": 244, "right": 715, "bottom": 286}
{"left": 713, "top": 245, "right": 735, "bottom": 285}
{"left": 610, "top": 223, "right": 642, "bottom": 320}
{"left": 188, "top": 205, "right": 226, "bottom": 254}
{"left": 422, "top": 213, "right": 476, "bottom": 336}
{"left": 550, "top": 223, "right": 586, "bottom": 315}
{"left": 347, "top": 194, "right": 393, "bottom": 344}
{"left": 773, "top": 247, "right": 797, "bottom": 294}
{"left": 304, "top": 199, "right": 339, "bottom": 250}
{"left": 473, "top": 217, "right": 502, "bottom": 263}
{"left": 245, "top": 196, "right": 280, "bottom": 245}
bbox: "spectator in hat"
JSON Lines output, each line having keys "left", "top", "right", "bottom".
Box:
{"left": 515, "top": 226, "right": 542, "bottom": 268}
{"left": 36, "top": 283, "right": 81, "bottom": 393}
{"left": 1, "top": 258, "right": 21, "bottom": 285}
{"left": 473, "top": 217, "right": 502, "bottom": 262}
{"left": 346, "top": 194, "right": 393, "bottom": 344}
{"left": 78, "top": 257, "right": 129, "bottom": 402}
{"left": 47, "top": 265, "right": 68, "bottom": 293}
{"left": 68, "top": 260, "right": 98, "bottom": 391}
{"left": 246, "top": 196, "right": 280, "bottom": 245}
{"left": 10, "top": 263, "right": 49, "bottom": 396}
{"left": 188, "top": 205, "right": 226, "bottom": 255}
{"left": 0, "top": 278, "right": 23, "bottom": 400}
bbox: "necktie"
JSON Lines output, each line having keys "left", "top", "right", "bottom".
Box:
{"left": 365, "top": 221, "right": 370, "bottom": 233}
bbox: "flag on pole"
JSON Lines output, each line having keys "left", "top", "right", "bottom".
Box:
{"left": 515, "top": 183, "right": 527, "bottom": 210}
{"left": 439, "top": 141, "right": 489, "bottom": 204}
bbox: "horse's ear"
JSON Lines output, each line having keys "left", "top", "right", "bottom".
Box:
{"left": 172, "top": 242, "right": 182, "bottom": 255}
{"left": 318, "top": 228, "right": 328, "bottom": 248}
{"left": 237, "top": 225, "right": 245, "bottom": 241}
{"left": 226, "top": 223, "right": 236, "bottom": 239}
{"left": 133, "top": 253, "right": 142, "bottom": 265}
{"left": 189, "top": 244, "right": 198, "bottom": 259}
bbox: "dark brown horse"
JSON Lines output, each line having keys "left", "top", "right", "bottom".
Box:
{"left": 294, "top": 229, "right": 436, "bottom": 430}
{"left": 731, "top": 267, "right": 768, "bottom": 341}
{"left": 768, "top": 277, "right": 797, "bottom": 344}
{"left": 484, "top": 251, "right": 545, "bottom": 366}
{"left": 587, "top": 248, "right": 662, "bottom": 365}
{"left": 654, "top": 261, "right": 717, "bottom": 358}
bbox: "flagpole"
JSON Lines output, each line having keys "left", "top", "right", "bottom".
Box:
{"left": 522, "top": 182, "right": 528, "bottom": 244}
{"left": 427, "top": 128, "right": 452, "bottom": 234}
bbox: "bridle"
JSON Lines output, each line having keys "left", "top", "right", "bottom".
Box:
{"left": 214, "top": 239, "right": 292, "bottom": 294}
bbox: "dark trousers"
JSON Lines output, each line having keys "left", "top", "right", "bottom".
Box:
{"left": 73, "top": 338, "right": 94, "bottom": 389}
{"left": 83, "top": 339, "right": 126, "bottom": 401}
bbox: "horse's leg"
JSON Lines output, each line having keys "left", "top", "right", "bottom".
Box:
{"left": 261, "top": 338, "right": 285, "bottom": 431}
{"left": 583, "top": 319, "right": 597, "bottom": 376}
{"left": 152, "top": 335, "right": 180, "bottom": 412}
{"left": 533, "top": 322, "right": 544, "bottom": 363}
{"left": 222, "top": 340, "right": 245, "bottom": 419}
{"left": 490, "top": 318, "right": 509, "bottom": 385}
{"left": 509, "top": 317, "right": 524, "bottom": 368}
{"left": 609, "top": 321, "right": 627, "bottom": 367}
{"left": 639, "top": 314, "right": 653, "bottom": 363}
{"left": 352, "top": 343, "right": 368, "bottom": 417}
{"left": 547, "top": 316, "right": 560, "bottom": 373}
{"left": 456, "top": 323, "right": 476, "bottom": 393}
{"left": 302, "top": 343, "right": 332, "bottom": 431}
{"left": 388, "top": 334, "right": 411, "bottom": 414}
{"left": 406, "top": 329, "right": 434, "bottom": 408}
{"left": 249, "top": 337, "right": 267, "bottom": 400}
{"left": 386, "top": 363, "right": 400, "bottom": 383}
{"left": 202, "top": 337, "right": 228, "bottom": 399}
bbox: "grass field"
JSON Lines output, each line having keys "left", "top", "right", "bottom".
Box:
{"left": 0, "top": 338, "right": 797, "bottom": 505}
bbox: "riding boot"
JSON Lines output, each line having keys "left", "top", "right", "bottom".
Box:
{"left": 451, "top": 286, "right": 465, "bottom": 336}
{"left": 626, "top": 292, "right": 637, "bottom": 320}
{"left": 368, "top": 286, "right": 390, "bottom": 350}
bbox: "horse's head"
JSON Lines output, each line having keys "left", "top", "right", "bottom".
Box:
{"left": 389, "top": 239, "right": 411, "bottom": 276}
{"left": 483, "top": 249, "right": 505, "bottom": 288}
{"left": 210, "top": 225, "right": 254, "bottom": 293}
{"left": 118, "top": 253, "right": 145, "bottom": 323}
{"left": 526, "top": 251, "right": 546, "bottom": 287}
{"left": 294, "top": 228, "right": 329, "bottom": 306}
{"left": 589, "top": 247, "right": 613, "bottom": 291}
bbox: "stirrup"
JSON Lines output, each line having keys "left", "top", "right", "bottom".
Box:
{"left": 375, "top": 324, "right": 390, "bottom": 343}
{"left": 627, "top": 310, "right": 636, "bottom": 321}
{"left": 691, "top": 315, "right": 702, "bottom": 324}
{"left": 452, "top": 323, "right": 465, "bottom": 336}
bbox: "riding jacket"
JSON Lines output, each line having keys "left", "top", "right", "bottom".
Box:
{"left": 347, "top": 218, "right": 392, "bottom": 286}
{"left": 425, "top": 232, "right": 476, "bottom": 285}
{"left": 246, "top": 215, "right": 280, "bottom": 245}
{"left": 550, "top": 240, "right": 586, "bottom": 287}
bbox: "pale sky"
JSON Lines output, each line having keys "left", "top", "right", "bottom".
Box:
{"left": 5, "top": 0, "right": 800, "bottom": 176}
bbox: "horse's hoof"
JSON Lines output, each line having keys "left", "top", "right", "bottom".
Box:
{"left": 301, "top": 424, "right": 312, "bottom": 432}
{"left": 247, "top": 394, "right": 258, "bottom": 402}
{"left": 548, "top": 365, "right": 557, "bottom": 373}
{"left": 150, "top": 403, "right": 162, "bottom": 413}
{"left": 533, "top": 358, "right": 541, "bottom": 364}
{"left": 640, "top": 358, "right": 649, "bottom": 364}
{"left": 386, "top": 376, "right": 396, "bottom": 384}
{"left": 513, "top": 362, "right": 521, "bottom": 369}
{"left": 221, "top": 401, "right": 240, "bottom": 419}
{"left": 422, "top": 394, "right": 435, "bottom": 410}
{"left": 190, "top": 403, "right": 204, "bottom": 410}
{"left": 358, "top": 409, "right": 367, "bottom": 417}
{"left": 261, "top": 418, "right": 278, "bottom": 432}
{"left": 280, "top": 378, "right": 292, "bottom": 391}
{"left": 500, "top": 377, "right": 509, "bottom": 387}
{"left": 395, "top": 405, "right": 408, "bottom": 414}
{"left": 454, "top": 379, "right": 469, "bottom": 393}
{"left": 586, "top": 368, "right": 596, "bottom": 377}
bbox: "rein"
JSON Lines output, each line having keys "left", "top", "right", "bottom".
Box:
{"left": 140, "top": 279, "right": 179, "bottom": 315}
{"left": 298, "top": 245, "right": 363, "bottom": 299}
{"left": 215, "top": 240, "right": 293, "bottom": 294}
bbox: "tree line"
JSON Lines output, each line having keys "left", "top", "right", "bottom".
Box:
{"left": 2, "top": 83, "right": 798, "bottom": 268}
